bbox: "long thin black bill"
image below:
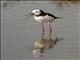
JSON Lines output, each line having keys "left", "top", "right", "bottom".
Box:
{"left": 24, "top": 13, "right": 33, "bottom": 16}
{"left": 24, "top": 13, "right": 34, "bottom": 19}
{"left": 23, "top": 13, "right": 34, "bottom": 20}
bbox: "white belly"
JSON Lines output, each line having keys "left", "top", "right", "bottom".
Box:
{"left": 34, "top": 15, "right": 54, "bottom": 23}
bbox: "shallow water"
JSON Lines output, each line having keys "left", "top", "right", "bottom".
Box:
{"left": 1, "top": 1, "right": 79, "bottom": 60}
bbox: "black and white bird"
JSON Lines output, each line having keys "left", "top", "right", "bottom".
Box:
{"left": 24, "top": 9, "right": 63, "bottom": 39}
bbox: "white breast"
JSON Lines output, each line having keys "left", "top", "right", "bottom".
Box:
{"left": 34, "top": 15, "right": 54, "bottom": 23}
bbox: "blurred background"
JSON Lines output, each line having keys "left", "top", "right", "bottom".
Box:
{"left": 1, "top": 0, "right": 79, "bottom": 60}
{"left": 1, "top": 0, "right": 80, "bottom": 8}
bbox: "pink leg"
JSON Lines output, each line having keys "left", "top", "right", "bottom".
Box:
{"left": 41, "top": 23, "right": 45, "bottom": 39}
{"left": 49, "top": 22, "right": 52, "bottom": 39}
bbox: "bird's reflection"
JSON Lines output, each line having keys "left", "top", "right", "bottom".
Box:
{"left": 32, "top": 37, "right": 64, "bottom": 57}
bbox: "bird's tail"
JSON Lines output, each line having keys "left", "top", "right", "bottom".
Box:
{"left": 56, "top": 17, "right": 63, "bottom": 19}
{"left": 54, "top": 37, "right": 64, "bottom": 45}
{"left": 54, "top": 37, "right": 58, "bottom": 45}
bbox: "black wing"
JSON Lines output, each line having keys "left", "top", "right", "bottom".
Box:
{"left": 46, "top": 13, "right": 58, "bottom": 19}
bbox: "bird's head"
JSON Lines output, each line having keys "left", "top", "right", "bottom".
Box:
{"left": 24, "top": 9, "right": 44, "bottom": 18}
{"left": 32, "top": 9, "right": 41, "bottom": 16}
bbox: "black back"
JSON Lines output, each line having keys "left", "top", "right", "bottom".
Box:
{"left": 39, "top": 9, "right": 46, "bottom": 16}
{"left": 36, "top": 9, "right": 58, "bottom": 19}
{"left": 46, "top": 13, "right": 58, "bottom": 19}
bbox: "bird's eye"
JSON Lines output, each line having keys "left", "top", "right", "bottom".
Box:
{"left": 35, "top": 11, "right": 39, "bottom": 13}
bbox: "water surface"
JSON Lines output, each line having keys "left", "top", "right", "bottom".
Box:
{"left": 1, "top": 1, "right": 79, "bottom": 60}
